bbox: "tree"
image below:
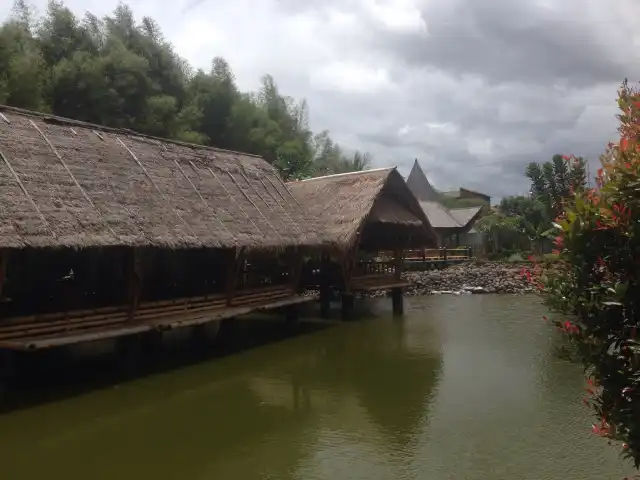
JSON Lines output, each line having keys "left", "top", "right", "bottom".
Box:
{"left": 476, "top": 211, "right": 521, "bottom": 253}
{"left": 534, "top": 79, "right": 640, "bottom": 469}
{"left": 499, "top": 195, "right": 553, "bottom": 253}
{"left": 0, "top": 2, "right": 47, "bottom": 110}
{"left": 526, "top": 154, "right": 587, "bottom": 220}
{"left": 0, "top": 1, "right": 372, "bottom": 180}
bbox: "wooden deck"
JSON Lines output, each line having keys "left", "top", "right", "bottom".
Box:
{"left": 379, "top": 247, "right": 472, "bottom": 270}
{"left": 0, "top": 286, "right": 314, "bottom": 351}
{"left": 349, "top": 275, "right": 411, "bottom": 293}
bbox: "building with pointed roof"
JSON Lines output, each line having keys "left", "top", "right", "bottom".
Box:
{"left": 406, "top": 159, "right": 484, "bottom": 245}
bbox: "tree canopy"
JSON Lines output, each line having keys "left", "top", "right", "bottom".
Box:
{"left": 525, "top": 154, "right": 587, "bottom": 221}
{"left": 0, "top": 0, "right": 371, "bottom": 180}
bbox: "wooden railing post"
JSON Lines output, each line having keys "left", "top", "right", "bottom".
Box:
{"left": 391, "top": 248, "right": 404, "bottom": 315}
{"left": 393, "top": 249, "right": 403, "bottom": 280}
{"left": 320, "top": 253, "right": 331, "bottom": 319}
{"left": 0, "top": 249, "right": 8, "bottom": 302}
{"left": 443, "top": 247, "right": 448, "bottom": 266}
{"left": 290, "top": 247, "right": 304, "bottom": 294}
{"left": 226, "top": 248, "right": 241, "bottom": 306}
{"left": 126, "top": 248, "right": 142, "bottom": 322}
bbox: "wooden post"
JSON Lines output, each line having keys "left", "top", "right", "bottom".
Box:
{"left": 226, "top": 248, "right": 241, "bottom": 306}
{"left": 118, "top": 248, "right": 143, "bottom": 376}
{"left": 0, "top": 349, "right": 15, "bottom": 400}
{"left": 341, "top": 293, "right": 354, "bottom": 320}
{"left": 443, "top": 247, "right": 448, "bottom": 267}
{"left": 190, "top": 324, "right": 210, "bottom": 351}
{"left": 319, "top": 253, "right": 331, "bottom": 319}
{"left": 140, "top": 329, "right": 163, "bottom": 355}
{"left": 0, "top": 250, "right": 8, "bottom": 301}
{"left": 392, "top": 248, "right": 404, "bottom": 315}
{"left": 126, "top": 248, "right": 142, "bottom": 323}
{"left": 290, "top": 247, "right": 304, "bottom": 294}
{"left": 393, "top": 249, "right": 403, "bottom": 280}
{"left": 285, "top": 303, "right": 300, "bottom": 325}
{"left": 116, "top": 334, "right": 141, "bottom": 379}
{"left": 391, "top": 287, "right": 404, "bottom": 315}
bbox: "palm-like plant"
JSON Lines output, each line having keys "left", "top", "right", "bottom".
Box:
{"left": 477, "top": 212, "right": 522, "bottom": 252}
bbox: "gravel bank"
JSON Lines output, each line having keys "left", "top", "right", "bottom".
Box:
{"left": 304, "top": 262, "right": 537, "bottom": 299}
{"left": 401, "top": 262, "right": 535, "bottom": 296}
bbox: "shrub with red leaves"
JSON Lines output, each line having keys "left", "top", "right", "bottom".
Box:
{"left": 534, "top": 80, "right": 640, "bottom": 469}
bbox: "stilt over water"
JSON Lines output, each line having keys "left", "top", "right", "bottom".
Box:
{"left": 341, "top": 293, "right": 355, "bottom": 320}
{"left": 290, "top": 168, "right": 438, "bottom": 317}
{"left": 391, "top": 287, "right": 404, "bottom": 315}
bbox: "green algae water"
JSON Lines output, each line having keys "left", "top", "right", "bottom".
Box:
{"left": 0, "top": 295, "right": 634, "bottom": 479}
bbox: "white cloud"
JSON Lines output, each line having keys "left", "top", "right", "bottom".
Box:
{"left": 361, "top": 0, "right": 428, "bottom": 34}
{"left": 310, "top": 62, "right": 394, "bottom": 94}
{"left": 1, "top": 0, "right": 637, "bottom": 198}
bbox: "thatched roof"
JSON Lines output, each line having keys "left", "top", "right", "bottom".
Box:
{"left": 450, "top": 206, "right": 483, "bottom": 229}
{"left": 287, "top": 167, "right": 437, "bottom": 251}
{"left": 0, "top": 105, "right": 326, "bottom": 251}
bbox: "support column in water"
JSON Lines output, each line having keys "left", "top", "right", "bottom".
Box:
{"left": 341, "top": 293, "right": 354, "bottom": 320}
{"left": 391, "top": 287, "right": 404, "bottom": 315}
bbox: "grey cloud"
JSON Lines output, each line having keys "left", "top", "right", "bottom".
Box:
{"left": 365, "top": 0, "right": 639, "bottom": 87}
{"left": 7, "top": 0, "right": 633, "bottom": 201}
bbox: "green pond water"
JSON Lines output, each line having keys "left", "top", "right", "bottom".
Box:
{"left": 0, "top": 295, "right": 634, "bottom": 479}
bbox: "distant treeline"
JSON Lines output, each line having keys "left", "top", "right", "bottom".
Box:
{"left": 0, "top": 1, "right": 372, "bottom": 179}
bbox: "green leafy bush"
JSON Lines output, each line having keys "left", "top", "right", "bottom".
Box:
{"left": 534, "top": 81, "right": 640, "bottom": 470}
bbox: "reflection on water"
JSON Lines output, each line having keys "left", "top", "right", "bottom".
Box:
{"left": 0, "top": 295, "right": 635, "bottom": 479}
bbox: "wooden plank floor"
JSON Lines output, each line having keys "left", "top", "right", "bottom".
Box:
{"left": 349, "top": 275, "right": 410, "bottom": 293}
{"left": 0, "top": 287, "right": 316, "bottom": 351}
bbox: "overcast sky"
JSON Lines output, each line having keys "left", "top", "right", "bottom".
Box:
{"left": 2, "top": 0, "right": 639, "bottom": 199}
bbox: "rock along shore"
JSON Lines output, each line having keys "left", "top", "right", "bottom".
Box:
{"left": 303, "top": 262, "right": 537, "bottom": 299}
{"left": 399, "top": 262, "right": 535, "bottom": 297}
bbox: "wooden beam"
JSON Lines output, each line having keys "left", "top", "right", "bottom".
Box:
{"left": 391, "top": 287, "right": 404, "bottom": 315}
{"left": 344, "top": 243, "right": 361, "bottom": 292}
{"left": 126, "top": 248, "right": 142, "bottom": 322}
{"left": 319, "top": 253, "right": 331, "bottom": 319}
{"left": 290, "top": 247, "right": 304, "bottom": 293}
{"left": 226, "top": 248, "right": 243, "bottom": 306}
{"left": 0, "top": 249, "right": 8, "bottom": 300}
{"left": 393, "top": 249, "right": 403, "bottom": 280}
{"left": 341, "top": 293, "right": 354, "bottom": 320}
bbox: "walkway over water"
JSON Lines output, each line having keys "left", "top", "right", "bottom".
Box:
{"left": 0, "top": 295, "right": 634, "bottom": 479}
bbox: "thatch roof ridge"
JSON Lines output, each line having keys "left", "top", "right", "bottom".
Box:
{"left": 287, "top": 168, "right": 437, "bottom": 251}
{"left": 0, "top": 104, "right": 264, "bottom": 159}
{"left": 293, "top": 166, "right": 395, "bottom": 184}
{"left": 0, "top": 106, "right": 327, "bottom": 251}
